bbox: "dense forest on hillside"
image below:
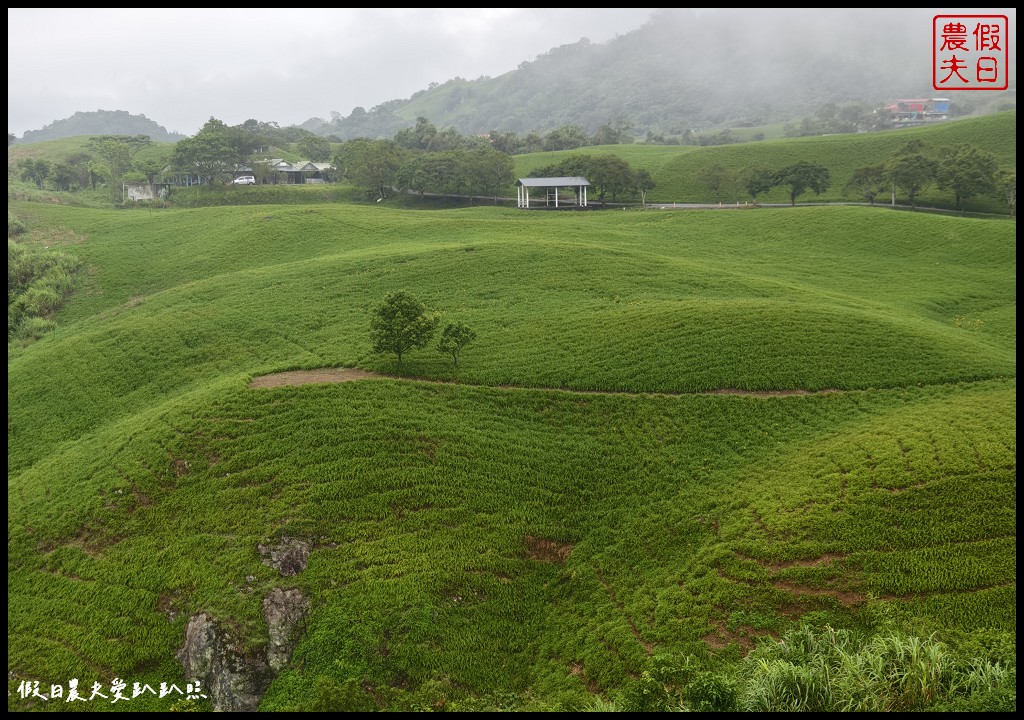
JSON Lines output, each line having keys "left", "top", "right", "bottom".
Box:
{"left": 312, "top": 8, "right": 1017, "bottom": 141}
{"left": 11, "top": 10, "right": 1015, "bottom": 147}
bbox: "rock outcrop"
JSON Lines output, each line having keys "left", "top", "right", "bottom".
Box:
{"left": 176, "top": 613, "right": 273, "bottom": 712}
{"left": 257, "top": 537, "right": 310, "bottom": 576}
{"left": 177, "top": 537, "right": 313, "bottom": 710}
{"left": 263, "top": 587, "right": 310, "bottom": 672}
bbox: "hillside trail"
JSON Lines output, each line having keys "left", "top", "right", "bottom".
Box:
{"left": 248, "top": 367, "right": 839, "bottom": 398}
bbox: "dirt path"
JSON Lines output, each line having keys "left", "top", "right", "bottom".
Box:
{"left": 248, "top": 368, "right": 379, "bottom": 388}
{"left": 248, "top": 368, "right": 839, "bottom": 398}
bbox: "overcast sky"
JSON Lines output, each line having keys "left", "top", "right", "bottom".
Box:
{"left": 8, "top": 8, "right": 656, "bottom": 137}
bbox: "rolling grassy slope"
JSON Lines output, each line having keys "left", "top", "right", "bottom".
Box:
{"left": 8, "top": 203, "right": 1015, "bottom": 475}
{"left": 511, "top": 111, "right": 1017, "bottom": 211}
{"left": 9, "top": 373, "right": 1016, "bottom": 710}
{"left": 7, "top": 199, "right": 1016, "bottom": 711}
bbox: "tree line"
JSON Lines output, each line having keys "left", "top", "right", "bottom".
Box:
{"left": 845, "top": 140, "right": 1015, "bottom": 215}
{"left": 332, "top": 137, "right": 514, "bottom": 203}
{"left": 11, "top": 118, "right": 340, "bottom": 198}
{"left": 11, "top": 116, "right": 1016, "bottom": 215}
{"left": 696, "top": 161, "right": 832, "bottom": 206}
{"left": 696, "top": 141, "right": 1015, "bottom": 214}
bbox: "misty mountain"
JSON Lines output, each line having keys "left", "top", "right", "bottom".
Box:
{"left": 11, "top": 9, "right": 1014, "bottom": 145}
{"left": 312, "top": 8, "right": 1017, "bottom": 140}
{"left": 16, "top": 110, "right": 185, "bottom": 145}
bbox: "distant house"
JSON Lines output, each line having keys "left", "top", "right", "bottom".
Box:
{"left": 882, "top": 98, "right": 951, "bottom": 128}
{"left": 255, "top": 159, "right": 334, "bottom": 184}
{"left": 516, "top": 177, "right": 591, "bottom": 209}
{"left": 164, "top": 159, "right": 336, "bottom": 186}
{"left": 295, "top": 161, "right": 334, "bottom": 184}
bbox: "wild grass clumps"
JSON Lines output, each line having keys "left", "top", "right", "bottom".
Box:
{"left": 8, "top": 210, "right": 27, "bottom": 237}
{"left": 605, "top": 625, "right": 1016, "bottom": 712}
{"left": 615, "top": 654, "right": 739, "bottom": 712}
{"left": 8, "top": 237, "right": 83, "bottom": 342}
{"left": 738, "top": 625, "right": 1016, "bottom": 712}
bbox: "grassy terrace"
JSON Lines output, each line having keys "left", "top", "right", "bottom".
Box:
{"left": 7, "top": 138, "right": 1017, "bottom": 710}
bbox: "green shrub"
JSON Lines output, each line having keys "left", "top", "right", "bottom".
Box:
{"left": 437, "top": 321, "right": 477, "bottom": 366}
{"left": 7, "top": 239, "right": 82, "bottom": 341}
{"left": 683, "top": 671, "right": 738, "bottom": 712}
{"left": 8, "top": 210, "right": 26, "bottom": 237}
{"left": 11, "top": 315, "right": 57, "bottom": 341}
{"left": 618, "top": 669, "right": 678, "bottom": 713}
{"left": 312, "top": 675, "right": 376, "bottom": 712}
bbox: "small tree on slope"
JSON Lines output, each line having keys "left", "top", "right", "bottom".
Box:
{"left": 370, "top": 291, "right": 438, "bottom": 365}
{"left": 438, "top": 322, "right": 477, "bottom": 367}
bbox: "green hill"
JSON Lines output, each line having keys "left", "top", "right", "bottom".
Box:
{"left": 7, "top": 180, "right": 1016, "bottom": 709}
{"left": 512, "top": 112, "right": 1017, "bottom": 212}
{"left": 14, "top": 110, "right": 184, "bottom": 145}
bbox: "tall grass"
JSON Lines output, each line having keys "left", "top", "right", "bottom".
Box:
{"left": 739, "top": 625, "right": 1015, "bottom": 712}
{"left": 8, "top": 236, "right": 84, "bottom": 342}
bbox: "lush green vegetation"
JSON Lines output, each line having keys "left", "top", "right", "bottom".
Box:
{"left": 8, "top": 236, "right": 83, "bottom": 342}
{"left": 725, "top": 123, "right": 788, "bottom": 142}
{"left": 516, "top": 112, "right": 1016, "bottom": 212}
{"left": 7, "top": 176, "right": 1015, "bottom": 711}
{"left": 615, "top": 624, "right": 1015, "bottom": 712}
{"left": 8, "top": 135, "right": 175, "bottom": 178}
{"left": 8, "top": 110, "right": 1016, "bottom": 220}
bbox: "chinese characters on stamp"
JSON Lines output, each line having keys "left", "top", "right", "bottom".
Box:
{"left": 934, "top": 15, "right": 1009, "bottom": 90}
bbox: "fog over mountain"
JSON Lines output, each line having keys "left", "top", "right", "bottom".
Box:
{"left": 7, "top": 8, "right": 654, "bottom": 138}
{"left": 310, "top": 8, "right": 1016, "bottom": 140}
{"left": 9, "top": 8, "right": 1015, "bottom": 142}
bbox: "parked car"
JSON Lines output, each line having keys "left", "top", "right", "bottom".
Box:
{"left": 232, "top": 175, "right": 256, "bottom": 185}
